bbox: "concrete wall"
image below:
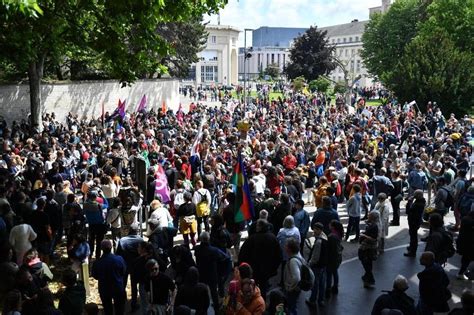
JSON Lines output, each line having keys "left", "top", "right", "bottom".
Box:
{"left": 0, "top": 79, "right": 179, "bottom": 124}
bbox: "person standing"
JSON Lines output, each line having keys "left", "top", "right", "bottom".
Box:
{"left": 145, "top": 259, "right": 176, "bottom": 315}
{"left": 192, "top": 180, "right": 211, "bottom": 237}
{"left": 417, "top": 251, "right": 451, "bottom": 315}
{"left": 390, "top": 170, "right": 404, "bottom": 226}
{"left": 58, "top": 269, "right": 86, "bottom": 315}
{"left": 83, "top": 191, "right": 107, "bottom": 259}
{"left": 306, "top": 222, "right": 328, "bottom": 309}
{"left": 373, "top": 193, "right": 392, "bottom": 253}
{"left": 345, "top": 184, "right": 362, "bottom": 242}
{"left": 177, "top": 192, "right": 197, "bottom": 248}
{"left": 456, "top": 210, "right": 474, "bottom": 280}
{"left": 293, "top": 199, "right": 310, "bottom": 252}
{"left": 9, "top": 222, "right": 37, "bottom": 265}
{"left": 311, "top": 196, "right": 340, "bottom": 235}
{"left": 30, "top": 198, "right": 52, "bottom": 264}
{"left": 359, "top": 211, "right": 379, "bottom": 288}
{"left": 91, "top": 240, "right": 127, "bottom": 315}
{"left": 283, "top": 238, "right": 303, "bottom": 315}
{"left": 404, "top": 190, "right": 426, "bottom": 257}
{"left": 239, "top": 219, "right": 282, "bottom": 299}
{"left": 326, "top": 220, "right": 344, "bottom": 296}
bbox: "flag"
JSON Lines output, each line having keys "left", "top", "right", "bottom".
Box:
{"left": 109, "top": 99, "right": 126, "bottom": 120}
{"left": 190, "top": 116, "right": 205, "bottom": 158}
{"left": 136, "top": 94, "right": 147, "bottom": 113}
{"left": 161, "top": 100, "right": 167, "bottom": 115}
{"left": 154, "top": 164, "right": 170, "bottom": 203}
{"left": 231, "top": 153, "right": 254, "bottom": 222}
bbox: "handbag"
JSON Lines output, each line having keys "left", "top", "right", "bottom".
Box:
{"left": 183, "top": 215, "right": 195, "bottom": 224}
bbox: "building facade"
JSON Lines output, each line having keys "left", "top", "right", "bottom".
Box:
{"left": 193, "top": 25, "right": 240, "bottom": 86}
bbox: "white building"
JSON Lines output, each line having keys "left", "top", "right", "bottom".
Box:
{"left": 193, "top": 24, "right": 240, "bottom": 86}
{"left": 238, "top": 46, "right": 290, "bottom": 80}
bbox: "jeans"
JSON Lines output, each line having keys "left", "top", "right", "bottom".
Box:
{"left": 391, "top": 197, "right": 401, "bottom": 224}
{"left": 326, "top": 268, "right": 339, "bottom": 289}
{"left": 361, "top": 259, "right": 374, "bottom": 283}
{"left": 346, "top": 216, "right": 360, "bottom": 239}
{"left": 309, "top": 266, "right": 326, "bottom": 303}
{"left": 197, "top": 215, "right": 210, "bottom": 237}
{"left": 88, "top": 224, "right": 107, "bottom": 259}
{"left": 286, "top": 290, "right": 301, "bottom": 315}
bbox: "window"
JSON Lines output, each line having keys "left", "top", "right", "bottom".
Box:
{"left": 349, "top": 37, "right": 352, "bottom": 42}
{"left": 350, "top": 60, "right": 354, "bottom": 72}
{"left": 345, "top": 49, "right": 348, "bottom": 57}
{"left": 277, "top": 54, "right": 280, "bottom": 66}
{"left": 210, "top": 35, "right": 216, "bottom": 44}
{"left": 356, "top": 60, "right": 361, "bottom": 72}
{"left": 337, "top": 38, "right": 341, "bottom": 43}
{"left": 257, "top": 53, "right": 261, "bottom": 67}
{"left": 351, "top": 49, "right": 355, "bottom": 56}
{"left": 283, "top": 54, "right": 286, "bottom": 65}
{"left": 271, "top": 53, "right": 275, "bottom": 63}
{"left": 266, "top": 54, "right": 269, "bottom": 67}
{"left": 201, "top": 65, "right": 218, "bottom": 82}
{"left": 355, "top": 36, "right": 359, "bottom": 42}
{"left": 343, "top": 37, "right": 346, "bottom": 43}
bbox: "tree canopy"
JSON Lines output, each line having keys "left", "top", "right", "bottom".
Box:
{"left": 362, "top": 0, "right": 474, "bottom": 115}
{"left": 264, "top": 63, "right": 280, "bottom": 80}
{"left": 284, "top": 26, "right": 335, "bottom": 81}
{"left": 0, "top": 0, "right": 227, "bottom": 126}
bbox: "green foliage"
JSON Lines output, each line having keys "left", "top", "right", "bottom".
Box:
{"left": 285, "top": 26, "right": 336, "bottom": 81}
{"left": 333, "top": 82, "right": 346, "bottom": 95}
{"left": 264, "top": 63, "right": 280, "bottom": 80}
{"left": 361, "top": 0, "right": 474, "bottom": 115}
{"left": 1, "top": 0, "right": 42, "bottom": 17}
{"left": 292, "top": 76, "right": 306, "bottom": 92}
{"left": 309, "top": 77, "right": 330, "bottom": 93}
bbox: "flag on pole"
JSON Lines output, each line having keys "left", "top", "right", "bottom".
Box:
{"left": 161, "top": 100, "right": 167, "bottom": 115}
{"left": 101, "top": 101, "right": 105, "bottom": 126}
{"left": 190, "top": 116, "right": 205, "bottom": 158}
{"left": 154, "top": 164, "right": 170, "bottom": 203}
{"left": 231, "top": 154, "right": 254, "bottom": 222}
{"left": 109, "top": 99, "right": 126, "bottom": 120}
{"left": 177, "top": 103, "right": 184, "bottom": 126}
{"left": 136, "top": 94, "right": 147, "bottom": 113}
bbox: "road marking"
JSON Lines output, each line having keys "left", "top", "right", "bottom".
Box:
{"left": 341, "top": 242, "right": 422, "bottom": 265}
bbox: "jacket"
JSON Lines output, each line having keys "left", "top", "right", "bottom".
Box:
{"left": 277, "top": 227, "right": 301, "bottom": 261}
{"left": 284, "top": 253, "right": 303, "bottom": 292}
{"left": 226, "top": 286, "right": 265, "bottom": 315}
{"left": 194, "top": 242, "right": 228, "bottom": 286}
{"left": 371, "top": 289, "right": 416, "bottom": 315}
{"left": 417, "top": 263, "right": 450, "bottom": 312}
{"left": 346, "top": 193, "right": 362, "bottom": 217}
{"left": 311, "top": 207, "right": 340, "bottom": 235}
{"left": 406, "top": 197, "right": 425, "bottom": 226}
{"left": 91, "top": 253, "right": 126, "bottom": 295}
{"left": 239, "top": 231, "right": 282, "bottom": 281}
{"left": 58, "top": 282, "right": 86, "bottom": 315}
{"left": 327, "top": 233, "right": 343, "bottom": 271}
{"left": 293, "top": 209, "right": 310, "bottom": 239}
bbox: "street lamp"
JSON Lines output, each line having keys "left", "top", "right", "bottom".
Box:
{"left": 243, "top": 28, "right": 253, "bottom": 111}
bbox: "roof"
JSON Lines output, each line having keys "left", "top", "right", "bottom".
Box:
{"left": 205, "top": 24, "right": 241, "bottom": 33}
{"left": 319, "top": 20, "right": 368, "bottom": 38}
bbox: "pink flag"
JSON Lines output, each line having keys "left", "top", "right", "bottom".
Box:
{"left": 154, "top": 165, "right": 170, "bottom": 203}
{"left": 136, "top": 94, "right": 147, "bottom": 112}
{"left": 177, "top": 103, "right": 184, "bottom": 126}
{"left": 118, "top": 99, "right": 126, "bottom": 119}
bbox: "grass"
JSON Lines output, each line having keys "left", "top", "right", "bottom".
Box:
{"left": 230, "top": 91, "right": 283, "bottom": 101}
{"left": 366, "top": 99, "right": 383, "bottom": 106}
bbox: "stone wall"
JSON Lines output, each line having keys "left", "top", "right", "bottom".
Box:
{"left": 0, "top": 79, "right": 179, "bottom": 124}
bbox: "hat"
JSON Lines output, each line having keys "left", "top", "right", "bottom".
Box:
{"left": 312, "top": 222, "right": 324, "bottom": 230}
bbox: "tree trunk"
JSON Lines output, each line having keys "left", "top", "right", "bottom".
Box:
{"left": 28, "top": 56, "right": 45, "bottom": 130}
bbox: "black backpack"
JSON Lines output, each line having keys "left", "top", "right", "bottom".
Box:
{"left": 439, "top": 230, "right": 456, "bottom": 263}
{"left": 290, "top": 256, "right": 314, "bottom": 291}
{"left": 441, "top": 187, "right": 454, "bottom": 209}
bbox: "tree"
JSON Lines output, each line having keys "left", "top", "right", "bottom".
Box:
{"left": 333, "top": 82, "right": 346, "bottom": 95}
{"left": 309, "top": 77, "right": 330, "bottom": 93}
{"left": 361, "top": 0, "right": 474, "bottom": 115}
{"left": 285, "top": 26, "right": 336, "bottom": 81}
{"left": 0, "top": 0, "right": 226, "bottom": 127}
{"left": 292, "top": 76, "right": 306, "bottom": 92}
{"left": 264, "top": 63, "right": 280, "bottom": 80}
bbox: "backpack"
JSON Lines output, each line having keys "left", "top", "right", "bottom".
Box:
{"left": 439, "top": 230, "right": 456, "bottom": 263}
{"left": 290, "top": 256, "right": 314, "bottom": 291}
{"left": 173, "top": 189, "right": 185, "bottom": 209}
{"left": 458, "top": 193, "right": 474, "bottom": 217}
{"left": 335, "top": 181, "right": 342, "bottom": 197}
{"left": 198, "top": 190, "right": 208, "bottom": 204}
{"left": 441, "top": 187, "right": 454, "bottom": 209}
{"left": 196, "top": 191, "right": 210, "bottom": 217}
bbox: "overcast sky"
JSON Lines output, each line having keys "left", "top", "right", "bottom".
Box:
{"left": 204, "top": 0, "right": 382, "bottom": 46}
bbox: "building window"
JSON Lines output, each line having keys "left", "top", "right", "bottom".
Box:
{"left": 343, "top": 38, "right": 346, "bottom": 43}
{"left": 210, "top": 35, "right": 216, "bottom": 44}
{"left": 345, "top": 49, "right": 348, "bottom": 57}
{"left": 201, "top": 65, "right": 218, "bottom": 82}
{"left": 355, "top": 36, "right": 359, "bottom": 42}
{"left": 349, "top": 37, "right": 352, "bottom": 42}
{"left": 337, "top": 38, "right": 340, "bottom": 43}
{"left": 258, "top": 54, "right": 261, "bottom": 67}
{"left": 351, "top": 49, "right": 355, "bottom": 56}
{"left": 266, "top": 54, "right": 269, "bottom": 67}
{"left": 283, "top": 54, "right": 286, "bottom": 65}
{"left": 350, "top": 60, "right": 354, "bottom": 72}
{"left": 271, "top": 53, "right": 275, "bottom": 63}
{"left": 356, "top": 60, "right": 361, "bottom": 72}
{"left": 277, "top": 54, "right": 280, "bottom": 66}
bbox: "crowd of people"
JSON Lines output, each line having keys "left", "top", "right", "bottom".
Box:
{"left": 0, "top": 90, "right": 473, "bottom": 315}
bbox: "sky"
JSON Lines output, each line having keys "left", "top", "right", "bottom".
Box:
{"left": 205, "top": 0, "right": 382, "bottom": 46}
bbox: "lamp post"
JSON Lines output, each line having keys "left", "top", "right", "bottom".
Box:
{"left": 243, "top": 28, "right": 253, "bottom": 112}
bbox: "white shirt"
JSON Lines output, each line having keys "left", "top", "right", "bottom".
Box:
{"left": 149, "top": 207, "right": 173, "bottom": 228}
{"left": 9, "top": 224, "right": 37, "bottom": 253}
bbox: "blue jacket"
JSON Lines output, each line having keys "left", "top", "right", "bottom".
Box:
{"left": 92, "top": 253, "right": 126, "bottom": 295}
{"left": 293, "top": 209, "right": 310, "bottom": 238}
{"left": 311, "top": 207, "right": 340, "bottom": 235}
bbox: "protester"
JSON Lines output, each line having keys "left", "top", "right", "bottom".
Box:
{"left": 404, "top": 189, "right": 425, "bottom": 257}
{"left": 359, "top": 211, "right": 380, "bottom": 288}
{"left": 371, "top": 275, "right": 416, "bottom": 315}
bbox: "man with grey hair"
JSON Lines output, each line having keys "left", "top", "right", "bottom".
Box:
{"left": 194, "top": 231, "right": 229, "bottom": 313}
{"left": 371, "top": 275, "right": 416, "bottom": 315}
{"left": 247, "top": 209, "right": 274, "bottom": 236}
